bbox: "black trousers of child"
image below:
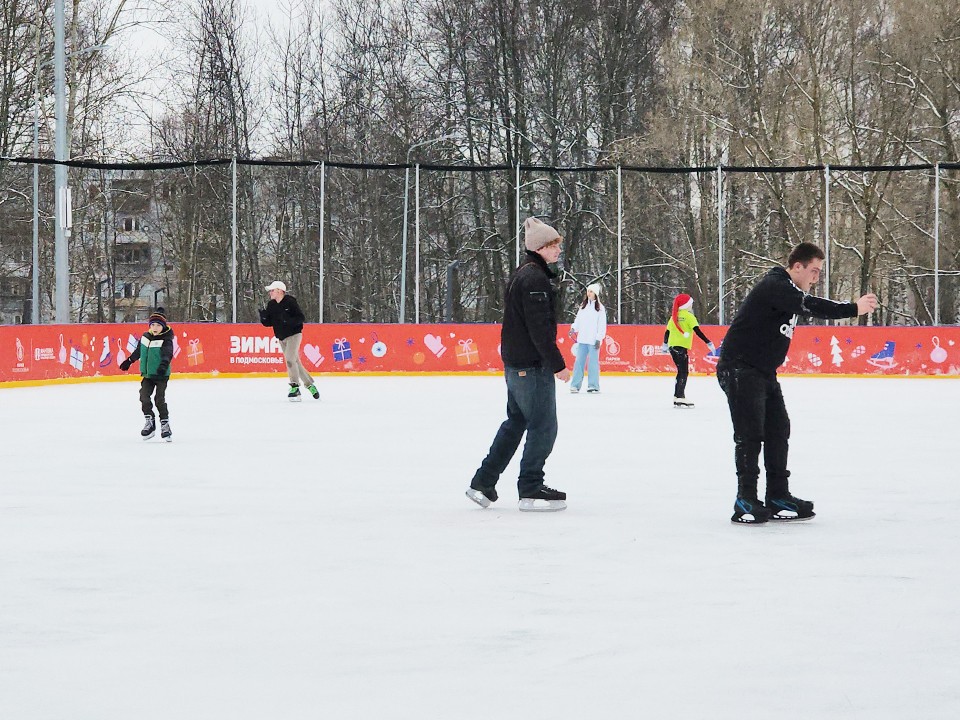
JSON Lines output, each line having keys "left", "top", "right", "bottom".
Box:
{"left": 140, "top": 378, "right": 169, "bottom": 420}
{"left": 669, "top": 346, "right": 689, "bottom": 398}
{"left": 716, "top": 360, "right": 790, "bottom": 500}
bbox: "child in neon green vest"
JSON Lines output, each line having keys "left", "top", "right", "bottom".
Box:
{"left": 663, "top": 293, "right": 714, "bottom": 408}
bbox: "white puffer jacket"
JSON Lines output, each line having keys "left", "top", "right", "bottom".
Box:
{"left": 571, "top": 302, "right": 607, "bottom": 345}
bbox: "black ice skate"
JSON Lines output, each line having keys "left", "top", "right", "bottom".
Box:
{"left": 766, "top": 494, "right": 815, "bottom": 521}
{"left": 731, "top": 497, "right": 772, "bottom": 525}
{"left": 307, "top": 384, "right": 320, "bottom": 400}
{"left": 160, "top": 419, "right": 172, "bottom": 443}
{"left": 141, "top": 415, "right": 156, "bottom": 440}
{"left": 466, "top": 484, "right": 499, "bottom": 508}
{"left": 518, "top": 485, "right": 567, "bottom": 512}
{"left": 673, "top": 396, "right": 695, "bottom": 409}
{"left": 288, "top": 383, "right": 302, "bottom": 402}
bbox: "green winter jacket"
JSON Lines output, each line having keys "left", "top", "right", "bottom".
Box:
{"left": 128, "top": 326, "right": 174, "bottom": 379}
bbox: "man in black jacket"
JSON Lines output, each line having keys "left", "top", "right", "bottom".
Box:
{"left": 467, "top": 217, "right": 572, "bottom": 512}
{"left": 259, "top": 281, "right": 319, "bottom": 401}
{"left": 718, "top": 242, "right": 877, "bottom": 525}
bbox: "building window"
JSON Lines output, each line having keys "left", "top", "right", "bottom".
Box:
{"left": 120, "top": 216, "right": 143, "bottom": 232}
{"left": 115, "top": 245, "right": 149, "bottom": 265}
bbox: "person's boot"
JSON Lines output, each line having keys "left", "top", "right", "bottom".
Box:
{"left": 288, "top": 383, "right": 302, "bottom": 402}
{"left": 766, "top": 494, "right": 815, "bottom": 521}
{"left": 731, "top": 497, "right": 773, "bottom": 525}
{"left": 141, "top": 415, "right": 156, "bottom": 440}
{"left": 518, "top": 485, "right": 567, "bottom": 512}
{"left": 160, "top": 419, "right": 172, "bottom": 442}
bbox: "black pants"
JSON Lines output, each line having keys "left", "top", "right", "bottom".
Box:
{"left": 471, "top": 365, "right": 558, "bottom": 497}
{"left": 140, "top": 378, "right": 169, "bottom": 420}
{"left": 716, "top": 361, "right": 790, "bottom": 500}
{"left": 669, "top": 346, "right": 689, "bottom": 398}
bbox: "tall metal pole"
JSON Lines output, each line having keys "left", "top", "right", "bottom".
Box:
{"left": 934, "top": 162, "right": 940, "bottom": 325}
{"left": 617, "top": 165, "right": 623, "bottom": 324}
{"left": 824, "top": 165, "right": 831, "bottom": 297}
{"left": 53, "top": 0, "right": 69, "bottom": 322}
{"left": 414, "top": 163, "right": 421, "bottom": 324}
{"left": 515, "top": 162, "right": 521, "bottom": 265}
{"left": 231, "top": 155, "right": 238, "bottom": 322}
{"left": 32, "top": 19, "right": 41, "bottom": 324}
{"left": 717, "top": 166, "right": 724, "bottom": 324}
{"left": 319, "top": 161, "right": 325, "bottom": 323}
{"left": 400, "top": 165, "right": 410, "bottom": 323}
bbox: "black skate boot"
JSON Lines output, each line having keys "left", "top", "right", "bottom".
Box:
{"left": 519, "top": 485, "right": 567, "bottom": 512}
{"left": 731, "top": 497, "right": 773, "bottom": 525}
{"left": 160, "top": 419, "right": 172, "bottom": 442}
{"left": 288, "top": 383, "right": 302, "bottom": 402}
{"left": 766, "top": 494, "right": 815, "bottom": 521}
{"left": 141, "top": 415, "right": 156, "bottom": 440}
{"left": 465, "top": 483, "right": 498, "bottom": 508}
{"left": 673, "top": 396, "right": 695, "bottom": 409}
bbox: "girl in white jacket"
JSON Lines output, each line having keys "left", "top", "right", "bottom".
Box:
{"left": 568, "top": 283, "right": 607, "bottom": 393}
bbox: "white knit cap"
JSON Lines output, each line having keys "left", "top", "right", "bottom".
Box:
{"left": 524, "top": 217, "right": 561, "bottom": 251}
{"left": 586, "top": 283, "right": 602, "bottom": 296}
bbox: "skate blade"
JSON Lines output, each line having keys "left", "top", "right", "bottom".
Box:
{"left": 465, "top": 488, "right": 491, "bottom": 508}
{"left": 289, "top": 396, "right": 302, "bottom": 403}
{"left": 769, "top": 512, "right": 815, "bottom": 522}
{"left": 731, "top": 516, "right": 769, "bottom": 525}
{"left": 673, "top": 404, "right": 695, "bottom": 409}
{"left": 162, "top": 436, "right": 173, "bottom": 443}
{"left": 518, "top": 498, "right": 567, "bottom": 512}
{"left": 141, "top": 432, "right": 155, "bottom": 440}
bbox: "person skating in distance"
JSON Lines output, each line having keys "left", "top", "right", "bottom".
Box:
{"left": 119, "top": 307, "right": 175, "bottom": 441}
{"left": 662, "top": 293, "right": 715, "bottom": 408}
{"left": 259, "top": 281, "right": 319, "bottom": 402}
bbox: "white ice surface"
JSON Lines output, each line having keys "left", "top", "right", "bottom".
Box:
{"left": 1, "top": 374, "right": 958, "bottom": 719}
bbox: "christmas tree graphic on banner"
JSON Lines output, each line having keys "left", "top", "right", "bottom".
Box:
{"left": 831, "top": 336, "right": 843, "bottom": 367}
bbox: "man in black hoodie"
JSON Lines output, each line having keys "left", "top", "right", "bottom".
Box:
{"left": 259, "top": 281, "right": 319, "bottom": 401}
{"left": 467, "top": 217, "right": 572, "bottom": 512}
{"left": 718, "top": 242, "right": 877, "bottom": 525}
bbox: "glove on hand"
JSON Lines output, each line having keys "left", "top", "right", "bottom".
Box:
{"left": 707, "top": 342, "right": 716, "bottom": 353}
{"left": 661, "top": 343, "right": 669, "bottom": 354}
{"left": 594, "top": 340, "right": 601, "bottom": 350}
{"left": 119, "top": 358, "right": 132, "bottom": 371}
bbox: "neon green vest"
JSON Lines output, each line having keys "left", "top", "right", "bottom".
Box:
{"left": 666, "top": 309, "right": 698, "bottom": 349}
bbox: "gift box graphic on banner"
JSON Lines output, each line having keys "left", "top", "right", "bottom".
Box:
{"left": 186, "top": 338, "right": 205, "bottom": 367}
{"left": 456, "top": 338, "right": 479, "bottom": 366}
{"left": 333, "top": 338, "right": 352, "bottom": 361}
{"left": 69, "top": 342, "right": 87, "bottom": 371}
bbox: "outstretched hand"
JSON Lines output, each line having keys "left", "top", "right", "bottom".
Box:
{"left": 856, "top": 293, "right": 878, "bottom": 315}
{"left": 555, "top": 368, "right": 571, "bottom": 383}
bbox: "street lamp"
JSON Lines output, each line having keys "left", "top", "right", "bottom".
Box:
{"left": 399, "top": 134, "right": 455, "bottom": 323}
{"left": 32, "top": 36, "right": 108, "bottom": 324}
{"left": 96, "top": 278, "right": 110, "bottom": 322}
{"left": 154, "top": 286, "right": 167, "bottom": 309}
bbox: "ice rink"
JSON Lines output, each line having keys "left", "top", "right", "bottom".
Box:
{"left": 2, "top": 373, "right": 958, "bottom": 719}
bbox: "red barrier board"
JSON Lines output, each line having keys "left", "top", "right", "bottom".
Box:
{"left": 1, "top": 323, "right": 958, "bottom": 383}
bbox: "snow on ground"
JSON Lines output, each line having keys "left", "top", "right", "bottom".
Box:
{"left": 1, "top": 374, "right": 958, "bottom": 719}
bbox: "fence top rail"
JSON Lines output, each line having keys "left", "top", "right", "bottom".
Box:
{"left": 3, "top": 155, "right": 960, "bottom": 174}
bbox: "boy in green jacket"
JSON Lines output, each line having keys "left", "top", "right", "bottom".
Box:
{"left": 120, "top": 308, "right": 174, "bottom": 441}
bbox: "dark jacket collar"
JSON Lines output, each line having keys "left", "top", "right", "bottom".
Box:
{"left": 523, "top": 250, "right": 558, "bottom": 279}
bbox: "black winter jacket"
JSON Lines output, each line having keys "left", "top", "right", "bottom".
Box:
{"left": 719, "top": 266, "right": 857, "bottom": 375}
{"left": 500, "top": 251, "right": 566, "bottom": 373}
{"left": 259, "top": 294, "right": 306, "bottom": 340}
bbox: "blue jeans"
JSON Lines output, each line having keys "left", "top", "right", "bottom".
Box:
{"left": 471, "top": 366, "right": 559, "bottom": 497}
{"left": 571, "top": 342, "right": 600, "bottom": 391}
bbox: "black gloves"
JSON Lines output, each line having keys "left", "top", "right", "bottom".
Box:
{"left": 120, "top": 358, "right": 132, "bottom": 371}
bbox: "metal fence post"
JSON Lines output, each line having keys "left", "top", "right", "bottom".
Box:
{"left": 935, "top": 162, "right": 940, "bottom": 325}
{"left": 415, "top": 163, "right": 421, "bottom": 324}
{"left": 617, "top": 165, "right": 622, "bottom": 324}
{"left": 515, "top": 162, "right": 521, "bottom": 266}
{"left": 231, "top": 155, "right": 238, "bottom": 323}
{"left": 319, "top": 161, "right": 325, "bottom": 323}
{"left": 717, "top": 165, "right": 724, "bottom": 324}
{"left": 824, "top": 164, "right": 831, "bottom": 298}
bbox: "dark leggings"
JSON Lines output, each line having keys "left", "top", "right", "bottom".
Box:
{"left": 669, "top": 346, "right": 689, "bottom": 398}
{"left": 140, "top": 378, "right": 169, "bottom": 420}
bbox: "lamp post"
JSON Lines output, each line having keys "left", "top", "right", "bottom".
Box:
{"left": 154, "top": 286, "right": 167, "bottom": 309}
{"left": 96, "top": 278, "right": 110, "bottom": 322}
{"left": 399, "top": 134, "right": 455, "bottom": 323}
{"left": 33, "top": 35, "right": 107, "bottom": 324}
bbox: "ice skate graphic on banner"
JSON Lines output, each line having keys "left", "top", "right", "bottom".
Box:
{"left": 99, "top": 336, "right": 112, "bottom": 367}
{"left": 930, "top": 336, "right": 948, "bottom": 364}
{"left": 703, "top": 343, "right": 721, "bottom": 366}
{"left": 867, "top": 340, "right": 897, "bottom": 369}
